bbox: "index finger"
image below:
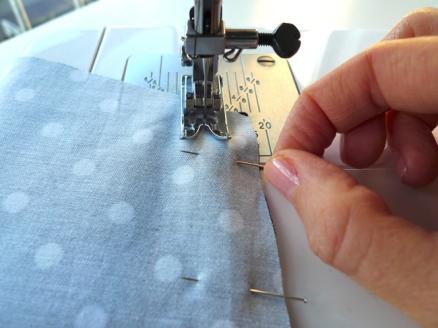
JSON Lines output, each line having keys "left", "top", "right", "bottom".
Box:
{"left": 276, "top": 36, "right": 438, "bottom": 154}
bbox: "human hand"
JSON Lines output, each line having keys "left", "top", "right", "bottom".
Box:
{"left": 263, "top": 8, "right": 438, "bottom": 327}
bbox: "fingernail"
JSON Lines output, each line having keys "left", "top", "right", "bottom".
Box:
{"left": 264, "top": 157, "right": 300, "bottom": 197}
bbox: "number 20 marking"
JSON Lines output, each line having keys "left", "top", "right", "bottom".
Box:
{"left": 258, "top": 119, "right": 272, "bottom": 130}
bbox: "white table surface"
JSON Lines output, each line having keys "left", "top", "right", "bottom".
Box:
{"left": 1, "top": 1, "right": 437, "bottom": 327}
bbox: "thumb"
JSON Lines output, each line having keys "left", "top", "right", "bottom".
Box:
{"left": 263, "top": 149, "right": 438, "bottom": 327}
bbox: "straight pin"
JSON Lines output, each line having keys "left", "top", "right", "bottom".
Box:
{"left": 249, "top": 288, "right": 308, "bottom": 303}
{"left": 181, "top": 150, "right": 200, "bottom": 156}
{"left": 236, "top": 160, "right": 265, "bottom": 169}
{"left": 181, "top": 276, "right": 200, "bottom": 282}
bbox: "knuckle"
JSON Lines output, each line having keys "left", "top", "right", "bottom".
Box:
{"left": 402, "top": 7, "right": 438, "bottom": 28}
{"left": 306, "top": 195, "right": 352, "bottom": 271}
{"left": 307, "top": 224, "right": 347, "bottom": 271}
{"left": 386, "top": 7, "right": 438, "bottom": 40}
{"left": 363, "top": 41, "right": 386, "bottom": 62}
{"left": 287, "top": 91, "right": 336, "bottom": 154}
{"left": 406, "top": 7, "right": 438, "bottom": 19}
{"left": 307, "top": 184, "right": 384, "bottom": 276}
{"left": 352, "top": 185, "right": 387, "bottom": 211}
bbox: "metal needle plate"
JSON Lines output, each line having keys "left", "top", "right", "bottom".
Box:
{"left": 123, "top": 53, "right": 300, "bottom": 163}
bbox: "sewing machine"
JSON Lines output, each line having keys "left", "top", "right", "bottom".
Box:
{"left": 179, "top": 0, "right": 300, "bottom": 141}
{"left": 8, "top": 0, "right": 436, "bottom": 326}
{"left": 122, "top": 0, "right": 302, "bottom": 161}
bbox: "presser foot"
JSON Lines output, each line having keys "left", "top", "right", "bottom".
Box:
{"left": 181, "top": 75, "right": 230, "bottom": 140}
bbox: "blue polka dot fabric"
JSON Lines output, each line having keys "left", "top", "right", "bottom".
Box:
{"left": 0, "top": 58, "right": 289, "bottom": 327}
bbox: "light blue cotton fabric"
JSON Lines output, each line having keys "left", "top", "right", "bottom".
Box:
{"left": 0, "top": 58, "right": 289, "bottom": 327}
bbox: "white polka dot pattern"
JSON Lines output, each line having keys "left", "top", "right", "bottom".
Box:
{"left": 171, "top": 165, "right": 195, "bottom": 185}
{"left": 107, "top": 201, "right": 135, "bottom": 224}
{"left": 34, "top": 243, "right": 64, "bottom": 270}
{"left": 154, "top": 255, "right": 182, "bottom": 282}
{"left": 2, "top": 192, "right": 29, "bottom": 214}
{"left": 40, "top": 122, "right": 64, "bottom": 138}
{"left": 132, "top": 129, "right": 153, "bottom": 144}
{"left": 72, "top": 159, "right": 96, "bottom": 176}
{"left": 74, "top": 305, "right": 108, "bottom": 328}
{"left": 0, "top": 59, "right": 288, "bottom": 326}
{"left": 15, "top": 88, "right": 35, "bottom": 102}
{"left": 218, "top": 209, "right": 244, "bottom": 233}
{"left": 230, "top": 135, "right": 248, "bottom": 150}
{"left": 99, "top": 99, "right": 119, "bottom": 113}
